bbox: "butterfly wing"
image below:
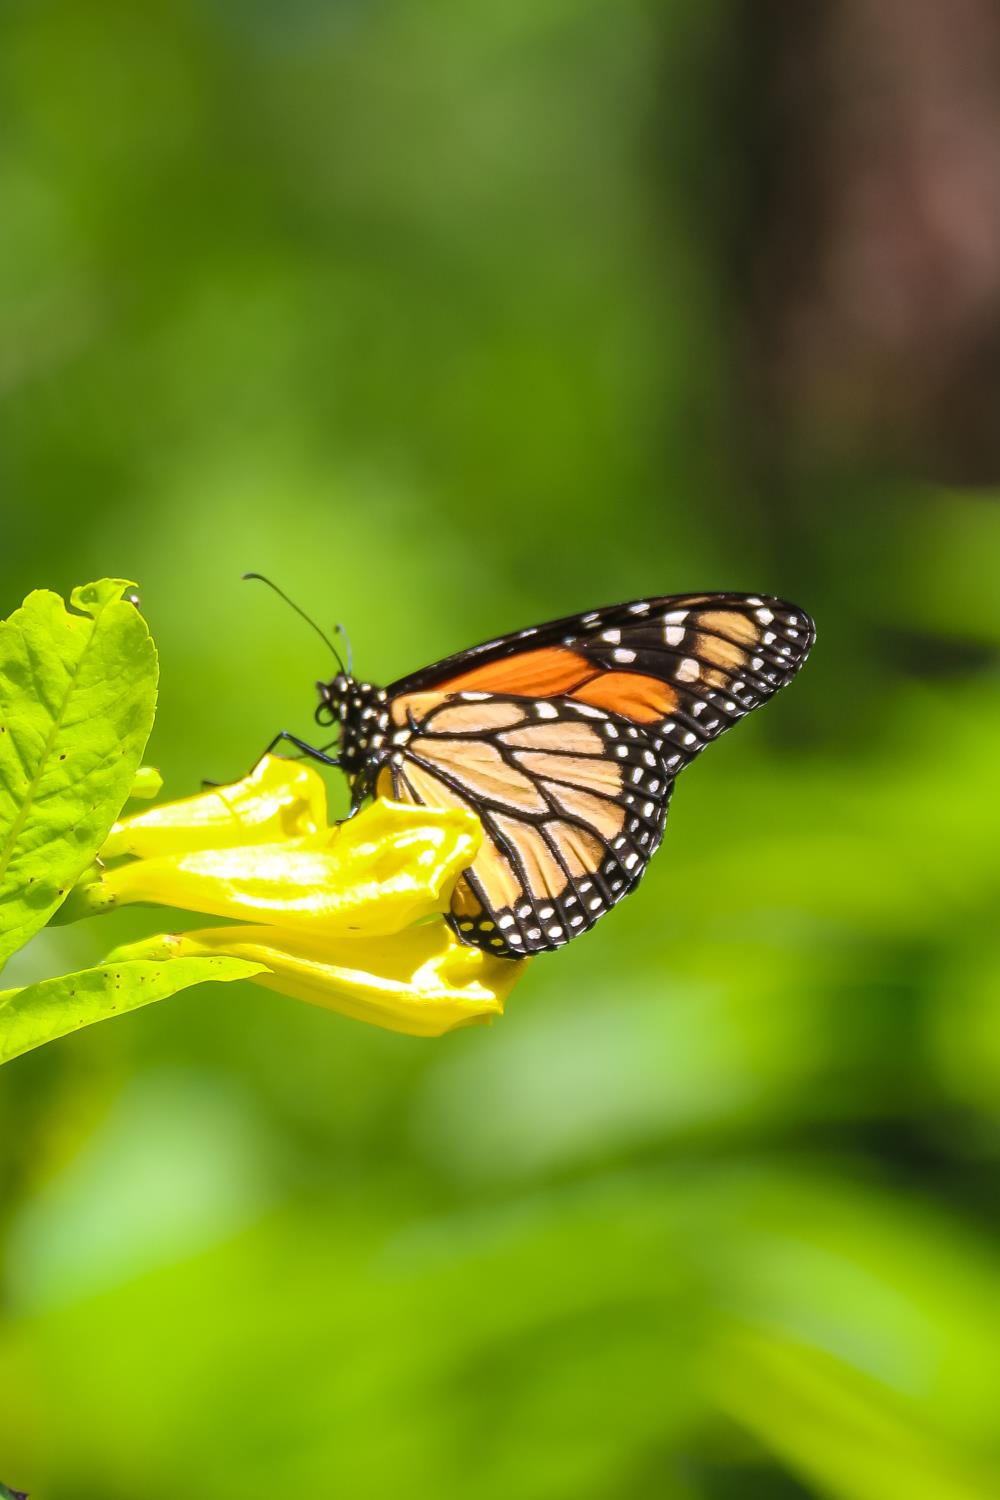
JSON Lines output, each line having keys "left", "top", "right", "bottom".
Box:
{"left": 387, "top": 592, "right": 812, "bottom": 699}
{"left": 378, "top": 693, "right": 674, "bottom": 956}
{"left": 379, "top": 593, "right": 814, "bottom": 956}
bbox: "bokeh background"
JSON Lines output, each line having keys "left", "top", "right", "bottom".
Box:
{"left": 3, "top": 2, "right": 1000, "bottom": 1496}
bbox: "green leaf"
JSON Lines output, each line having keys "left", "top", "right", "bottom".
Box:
{"left": 0, "top": 579, "right": 158, "bottom": 969}
{"left": 708, "top": 1320, "right": 1000, "bottom": 1500}
{"left": 0, "top": 956, "right": 265, "bottom": 1066}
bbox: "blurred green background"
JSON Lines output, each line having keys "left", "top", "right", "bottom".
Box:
{"left": 3, "top": 2, "right": 1000, "bottom": 1496}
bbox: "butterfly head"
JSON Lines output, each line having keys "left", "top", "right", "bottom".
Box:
{"left": 315, "top": 673, "right": 390, "bottom": 785}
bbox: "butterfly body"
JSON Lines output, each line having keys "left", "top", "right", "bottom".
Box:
{"left": 312, "top": 593, "right": 814, "bottom": 959}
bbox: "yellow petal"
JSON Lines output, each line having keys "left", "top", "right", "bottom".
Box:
{"left": 113, "top": 921, "right": 528, "bottom": 1037}
{"left": 94, "top": 797, "right": 482, "bottom": 936}
{"left": 102, "top": 754, "right": 328, "bottom": 859}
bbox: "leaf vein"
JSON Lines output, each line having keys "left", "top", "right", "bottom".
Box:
{"left": 0, "top": 615, "right": 106, "bottom": 890}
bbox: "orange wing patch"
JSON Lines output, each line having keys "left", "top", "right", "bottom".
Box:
{"left": 697, "top": 610, "right": 759, "bottom": 645}
{"left": 498, "top": 721, "right": 604, "bottom": 754}
{"left": 451, "top": 876, "right": 483, "bottom": 917}
{"left": 440, "top": 646, "right": 593, "bottom": 698}
{"left": 409, "top": 737, "right": 548, "bottom": 814}
{"left": 391, "top": 690, "right": 448, "bottom": 727}
{"left": 393, "top": 764, "right": 525, "bottom": 911}
{"left": 490, "top": 811, "right": 568, "bottom": 901}
{"left": 543, "top": 782, "right": 624, "bottom": 841}
{"left": 430, "top": 701, "right": 528, "bottom": 733}
{"left": 571, "top": 671, "right": 678, "bottom": 723}
{"left": 467, "top": 842, "right": 524, "bottom": 911}
{"left": 547, "top": 819, "right": 606, "bottom": 879}
{"left": 695, "top": 632, "right": 746, "bottom": 672}
{"left": 398, "top": 760, "right": 465, "bottom": 811}
{"left": 513, "top": 749, "right": 622, "bottom": 797}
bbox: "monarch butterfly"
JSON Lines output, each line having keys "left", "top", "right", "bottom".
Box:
{"left": 254, "top": 585, "right": 815, "bottom": 958}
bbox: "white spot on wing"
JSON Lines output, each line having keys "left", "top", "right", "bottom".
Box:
{"left": 612, "top": 647, "right": 637, "bottom": 663}
{"left": 601, "top": 627, "right": 622, "bottom": 644}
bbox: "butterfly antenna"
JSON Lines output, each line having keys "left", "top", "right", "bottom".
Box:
{"left": 242, "top": 572, "right": 347, "bottom": 674}
{"left": 334, "top": 622, "right": 353, "bottom": 674}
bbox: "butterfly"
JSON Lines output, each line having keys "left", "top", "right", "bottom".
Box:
{"left": 264, "top": 590, "right": 815, "bottom": 959}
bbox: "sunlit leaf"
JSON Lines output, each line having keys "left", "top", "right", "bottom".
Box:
{"left": 0, "top": 955, "right": 263, "bottom": 1066}
{"left": 0, "top": 580, "right": 158, "bottom": 969}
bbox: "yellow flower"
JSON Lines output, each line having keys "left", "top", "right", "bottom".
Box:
{"left": 84, "top": 756, "right": 527, "bottom": 1037}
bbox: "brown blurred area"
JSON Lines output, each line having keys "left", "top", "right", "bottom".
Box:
{"left": 738, "top": 0, "right": 1000, "bottom": 483}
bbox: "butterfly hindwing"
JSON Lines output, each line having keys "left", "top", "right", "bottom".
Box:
{"left": 382, "top": 693, "right": 674, "bottom": 956}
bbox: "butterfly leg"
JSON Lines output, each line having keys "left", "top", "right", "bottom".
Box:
{"left": 258, "top": 731, "right": 341, "bottom": 768}
{"left": 203, "top": 733, "right": 341, "bottom": 788}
